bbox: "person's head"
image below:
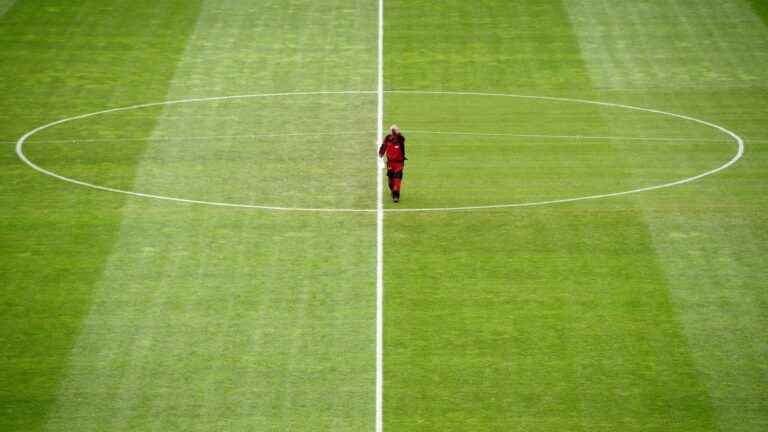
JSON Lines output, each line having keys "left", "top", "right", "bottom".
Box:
{"left": 390, "top": 124, "right": 400, "bottom": 135}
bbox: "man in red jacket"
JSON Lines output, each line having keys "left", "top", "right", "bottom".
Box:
{"left": 378, "top": 124, "right": 407, "bottom": 202}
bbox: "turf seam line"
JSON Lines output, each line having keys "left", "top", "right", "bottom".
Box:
{"left": 407, "top": 131, "right": 732, "bottom": 143}
{"left": 18, "top": 131, "right": 371, "bottom": 144}
{"left": 15, "top": 132, "right": 734, "bottom": 145}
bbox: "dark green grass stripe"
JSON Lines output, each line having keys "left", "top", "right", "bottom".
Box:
{"left": 384, "top": 0, "right": 592, "bottom": 92}
{"left": 0, "top": 2, "right": 202, "bottom": 430}
{"left": 383, "top": 0, "right": 716, "bottom": 430}
{"left": 384, "top": 209, "right": 717, "bottom": 431}
{"left": 0, "top": 1, "right": 15, "bottom": 19}
{"left": 748, "top": 0, "right": 768, "bottom": 25}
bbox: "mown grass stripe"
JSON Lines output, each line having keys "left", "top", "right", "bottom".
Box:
{"left": 563, "top": 0, "right": 768, "bottom": 90}
{"left": 0, "top": 0, "right": 15, "bottom": 18}
{"left": 565, "top": 1, "right": 768, "bottom": 430}
{"left": 382, "top": 1, "right": 720, "bottom": 430}
{"left": 747, "top": 0, "right": 768, "bottom": 26}
{"left": 0, "top": 1, "right": 205, "bottom": 431}
{"left": 43, "top": 1, "right": 378, "bottom": 430}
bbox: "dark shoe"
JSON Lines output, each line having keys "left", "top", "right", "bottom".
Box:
{"left": 393, "top": 196, "right": 399, "bottom": 203}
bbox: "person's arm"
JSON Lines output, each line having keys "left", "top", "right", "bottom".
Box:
{"left": 378, "top": 137, "right": 388, "bottom": 157}
{"left": 401, "top": 136, "right": 407, "bottom": 160}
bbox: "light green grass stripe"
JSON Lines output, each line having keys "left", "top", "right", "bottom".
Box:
{"left": 563, "top": 0, "right": 768, "bottom": 90}
{"left": 45, "top": 1, "right": 377, "bottom": 431}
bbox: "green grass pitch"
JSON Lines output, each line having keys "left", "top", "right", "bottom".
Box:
{"left": 1, "top": 1, "right": 767, "bottom": 431}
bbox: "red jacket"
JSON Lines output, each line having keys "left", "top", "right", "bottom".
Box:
{"left": 379, "top": 133, "right": 406, "bottom": 163}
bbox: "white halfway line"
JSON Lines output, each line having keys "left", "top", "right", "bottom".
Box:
{"left": 375, "top": 0, "right": 385, "bottom": 431}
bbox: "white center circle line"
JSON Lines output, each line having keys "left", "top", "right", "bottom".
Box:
{"left": 15, "top": 90, "right": 744, "bottom": 213}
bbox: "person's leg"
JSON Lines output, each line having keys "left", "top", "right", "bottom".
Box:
{"left": 392, "top": 179, "right": 401, "bottom": 202}
{"left": 391, "top": 169, "right": 403, "bottom": 202}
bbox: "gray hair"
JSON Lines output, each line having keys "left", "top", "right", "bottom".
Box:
{"left": 390, "top": 124, "right": 400, "bottom": 134}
